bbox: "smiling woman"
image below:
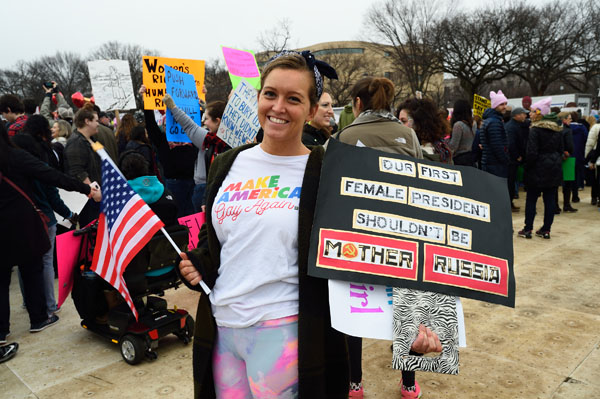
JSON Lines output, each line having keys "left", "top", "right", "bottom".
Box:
{"left": 177, "top": 51, "right": 349, "bottom": 398}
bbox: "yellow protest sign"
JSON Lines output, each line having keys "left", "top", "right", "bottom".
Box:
{"left": 472, "top": 94, "right": 491, "bottom": 119}
{"left": 142, "top": 56, "right": 205, "bottom": 110}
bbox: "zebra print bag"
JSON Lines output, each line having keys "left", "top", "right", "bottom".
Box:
{"left": 392, "top": 288, "right": 459, "bottom": 375}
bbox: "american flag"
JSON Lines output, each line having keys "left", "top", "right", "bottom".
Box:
{"left": 91, "top": 145, "right": 164, "bottom": 320}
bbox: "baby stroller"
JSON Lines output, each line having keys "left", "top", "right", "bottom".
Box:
{"left": 70, "top": 221, "right": 194, "bottom": 365}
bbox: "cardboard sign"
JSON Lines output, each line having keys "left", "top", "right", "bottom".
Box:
{"left": 88, "top": 60, "right": 137, "bottom": 111}
{"left": 216, "top": 80, "right": 260, "bottom": 147}
{"left": 142, "top": 56, "right": 205, "bottom": 110}
{"left": 56, "top": 230, "right": 83, "bottom": 308}
{"left": 308, "top": 139, "right": 516, "bottom": 307}
{"left": 473, "top": 94, "right": 491, "bottom": 118}
{"left": 221, "top": 46, "right": 261, "bottom": 90}
{"left": 177, "top": 211, "right": 206, "bottom": 250}
{"left": 55, "top": 189, "right": 89, "bottom": 228}
{"left": 164, "top": 65, "right": 200, "bottom": 143}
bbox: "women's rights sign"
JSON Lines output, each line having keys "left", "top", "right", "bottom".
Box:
{"left": 164, "top": 65, "right": 201, "bottom": 143}
{"left": 221, "top": 46, "right": 261, "bottom": 90}
{"left": 308, "top": 139, "right": 516, "bottom": 308}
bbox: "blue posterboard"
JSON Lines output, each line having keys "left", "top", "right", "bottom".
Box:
{"left": 164, "top": 65, "right": 201, "bottom": 143}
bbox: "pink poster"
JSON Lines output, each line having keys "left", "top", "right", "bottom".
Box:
{"left": 222, "top": 47, "right": 260, "bottom": 78}
{"left": 56, "top": 231, "right": 83, "bottom": 308}
{"left": 178, "top": 212, "right": 206, "bottom": 250}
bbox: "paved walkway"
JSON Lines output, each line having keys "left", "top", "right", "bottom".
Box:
{"left": 2, "top": 188, "right": 599, "bottom": 398}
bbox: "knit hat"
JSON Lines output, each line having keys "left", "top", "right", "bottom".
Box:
{"left": 542, "top": 112, "right": 559, "bottom": 124}
{"left": 58, "top": 106, "right": 74, "bottom": 119}
{"left": 490, "top": 90, "right": 508, "bottom": 109}
{"left": 530, "top": 97, "right": 552, "bottom": 116}
{"left": 511, "top": 107, "right": 527, "bottom": 117}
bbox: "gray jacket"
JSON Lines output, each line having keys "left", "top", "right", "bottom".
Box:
{"left": 170, "top": 107, "right": 208, "bottom": 185}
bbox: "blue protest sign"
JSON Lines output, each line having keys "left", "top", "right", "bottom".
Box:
{"left": 164, "top": 65, "right": 201, "bottom": 143}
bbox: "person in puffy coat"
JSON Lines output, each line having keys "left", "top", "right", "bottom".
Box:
{"left": 518, "top": 98, "right": 563, "bottom": 239}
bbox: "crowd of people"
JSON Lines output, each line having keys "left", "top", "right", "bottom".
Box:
{"left": 1, "top": 49, "right": 599, "bottom": 399}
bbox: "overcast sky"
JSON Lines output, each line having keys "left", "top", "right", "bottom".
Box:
{"left": 4, "top": 0, "right": 541, "bottom": 70}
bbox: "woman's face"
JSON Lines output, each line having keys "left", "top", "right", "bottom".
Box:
{"left": 51, "top": 122, "right": 60, "bottom": 138}
{"left": 398, "top": 109, "right": 413, "bottom": 128}
{"left": 258, "top": 68, "right": 316, "bottom": 145}
{"left": 205, "top": 113, "right": 220, "bottom": 133}
{"left": 312, "top": 92, "right": 334, "bottom": 130}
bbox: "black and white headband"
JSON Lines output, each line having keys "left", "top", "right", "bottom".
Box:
{"left": 266, "top": 50, "right": 338, "bottom": 98}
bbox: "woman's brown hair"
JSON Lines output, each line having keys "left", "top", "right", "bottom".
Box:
{"left": 115, "top": 113, "right": 138, "bottom": 140}
{"left": 350, "top": 77, "right": 395, "bottom": 112}
{"left": 260, "top": 54, "right": 318, "bottom": 106}
{"left": 397, "top": 97, "right": 447, "bottom": 144}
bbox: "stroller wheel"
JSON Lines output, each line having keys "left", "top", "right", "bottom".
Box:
{"left": 179, "top": 315, "right": 194, "bottom": 345}
{"left": 120, "top": 334, "right": 145, "bottom": 365}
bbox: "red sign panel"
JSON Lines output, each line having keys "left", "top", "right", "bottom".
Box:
{"left": 423, "top": 244, "right": 509, "bottom": 296}
{"left": 317, "top": 229, "right": 418, "bottom": 280}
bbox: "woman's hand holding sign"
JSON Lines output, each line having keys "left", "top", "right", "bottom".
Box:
{"left": 411, "top": 324, "right": 442, "bottom": 354}
{"left": 179, "top": 252, "right": 203, "bottom": 286}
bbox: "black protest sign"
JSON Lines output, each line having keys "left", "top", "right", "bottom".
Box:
{"left": 308, "top": 139, "right": 515, "bottom": 307}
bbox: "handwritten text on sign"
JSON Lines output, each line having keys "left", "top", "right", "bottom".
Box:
{"left": 217, "top": 80, "right": 260, "bottom": 148}
{"left": 142, "top": 56, "right": 205, "bottom": 110}
{"left": 164, "top": 65, "right": 200, "bottom": 143}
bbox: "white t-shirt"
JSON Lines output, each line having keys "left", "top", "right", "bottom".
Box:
{"left": 210, "top": 145, "right": 309, "bottom": 328}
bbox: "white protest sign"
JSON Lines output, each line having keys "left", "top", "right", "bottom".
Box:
{"left": 217, "top": 79, "right": 260, "bottom": 148}
{"left": 88, "top": 60, "right": 137, "bottom": 111}
{"left": 329, "top": 280, "right": 466, "bottom": 346}
{"left": 54, "top": 189, "right": 89, "bottom": 228}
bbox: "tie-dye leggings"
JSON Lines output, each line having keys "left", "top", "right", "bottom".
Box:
{"left": 212, "top": 315, "right": 299, "bottom": 399}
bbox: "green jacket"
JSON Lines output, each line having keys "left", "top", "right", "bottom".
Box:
{"left": 181, "top": 144, "right": 349, "bottom": 398}
{"left": 338, "top": 104, "right": 355, "bottom": 131}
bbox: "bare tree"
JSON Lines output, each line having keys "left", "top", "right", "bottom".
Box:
{"left": 510, "top": 1, "right": 587, "bottom": 95}
{"left": 436, "top": 6, "right": 522, "bottom": 103}
{"left": 366, "top": 0, "right": 448, "bottom": 96}
{"left": 89, "top": 41, "right": 160, "bottom": 108}
{"left": 318, "top": 52, "right": 376, "bottom": 107}
{"left": 255, "top": 18, "right": 293, "bottom": 64}
{"left": 204, "top": 58, "right": 232, "bottom": 103}
{"left": 561, "top": 0, "right": 600, "bottom": 94}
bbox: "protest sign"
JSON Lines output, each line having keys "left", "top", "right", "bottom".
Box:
{"left": 178, "top": 211, "right": 206, "bottom": 250}
{"left": 308, "top": 139, "right": 516, "bottom": 307}
{"left": 55, "top": 189, "right": 89, "bottom": 228}
{"left": 221, "top": 46, "right": 261, "bottom": 90}
{"left": 56, "top": 230, "right": 83, "bottom": 308}
{"left": 164, "top": 65, "right": 201, "bottom": 143}
{"left": 473, "top": 94, "right": 491, "bottom": 118}
{"left": 88, "top": 60, "right": 137, "bottom": 111}
{"left": 217, "top": 80, "right": 260, "bottom": 147}
{"left": 142, "top": 56, "right": 205, "bottom": 110}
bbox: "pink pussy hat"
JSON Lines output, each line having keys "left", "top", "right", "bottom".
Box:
{"left": 490, "top": 90, "right": 508, "bottom": 109}
{"left": 530, "top": 97, "right": 552, "bottom": 115}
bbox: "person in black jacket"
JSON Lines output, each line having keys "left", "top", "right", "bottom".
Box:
{"left": 301, "top": 91, "right": 336, "bottom": 146}
{"left": 1, "top": 122, "right": 98, "bottom": 347}
{"left": 140, "top": 96, "right": 197, "bottom": 218}
{"left": 518, "top": 99, "right": 563, "bottom": 239}
{"left": 12, "top": 115, "right": 79, "bottom": 316}
{"left": 557, "top": 112, "right": 577, "bottom": 213}
{"left": 504, "top": 108, "right": 529, "bottom": 211}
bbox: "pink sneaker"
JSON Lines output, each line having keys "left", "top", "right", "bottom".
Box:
{"left": 349, "top": 381, "right": 363, "bottom": 398}
{"left": 401, "top": 381, "right": 422, "bottom": 399}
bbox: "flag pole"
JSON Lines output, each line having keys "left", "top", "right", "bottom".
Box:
{"left": 160, "top": 227, "right": 211, "bottom": 295}
{"left": 89, "top": 139, "right": 211, "bottom": 295}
